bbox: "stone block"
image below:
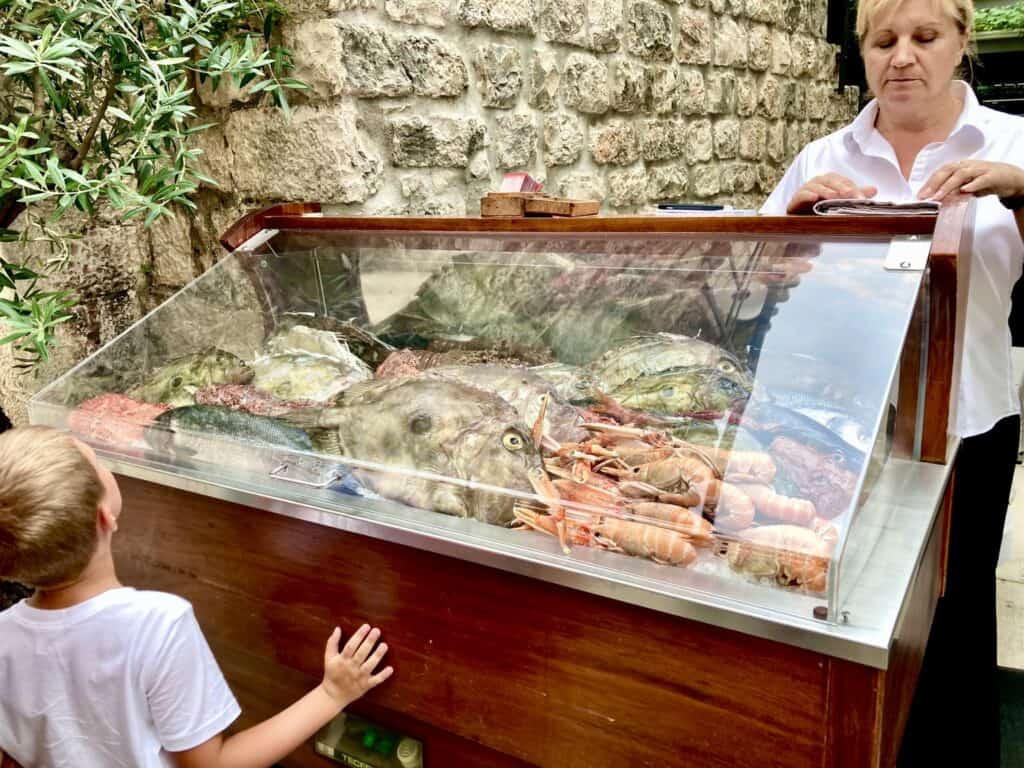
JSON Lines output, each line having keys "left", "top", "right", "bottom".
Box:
{"left": 676, "top": 67, "right": 706, "bottom": 115}
{"left": 610, "top": 58, "right": 649, "bottom": 112}
{"left": 691, "top": 163, "right": 720, "bottom": 197}
{"left": 771, "top": 29, "right": 791, "bottom": 74}
{"left": 588, "top": 0, "right": 625, "bottom": 52}
{"left": 748, "top": 24, "right": 772, "bottom": 72}
{"left": 806, "top": 82, "right": 830, "bottom": 120}
{"left": 399, "top": 36, "right": 468, "bottom": 98}
{"left": 385, "top": 0, "right": 448, "bottom": 27}
{"left": 767, "top": 120, "right": 786, "bottom": 163}
{"left": 647, "top": 162, "right": 689, "bottom": 200}
{"left": 746, "top": 0, "right": 780, "bottom": 23}
{"left": 732, "top": 73, "right": 756, "bottom": 118}
{"left": 590, "top": 120, "right": 640, "bottom": 165}
{"left": 787, "top": 80, "right": 805, "bottom": 118}
{"left": 649, "top": 66, "right": 678, "bottom": 114}
{"left": 457, "top": 0, "right": 535, "bottom": 33}
{"left": 339, "top": 24, "right": 412, "bottom": 98}
{"left": 563, "top": 54, "right": 610, "bottom": 114}
{"left": 539, "top": 0, "right": 588, "bottom": 47}
{"left": 282, "top": 19, "right": 347, "bottom": 100}
{"left": 202, "top": 105, "right": 383, "bottom": 203}
{"left": 720, "top": 162, "right": 757, "bottom": 193}
{"left": 641, "top": 118, "right": 687, "bottom": 161}
{"left": 607, "top": 168, "right": 649, "bottom": 207}
{"left": 391, "top": 115, "right": 487, "bottom": 167}
{"left": 149, "top": 213, "right": 195, "bottom": 287}
{"left": 676, "top": 7, "right": 711, "bottom": 65}
{"left": 714, "top": 16, "right": 747, "bottom": 68}
{"left": 495, "top": 113, "right": 538, "bottom": 168}
{"left": 707, "top": 70, "right": 735, "bottom": 114}
{"left": 554, "top": 171, "right": 607, "bottom": 201}
{"left": 757, "top": 74, "right": 787, "bottom": 119}
{"left": 543, "top": 113, "right": 586, "bottom": 165}
{"left": 625, "top": 0, "right": 674, "bottom": 61}
{"left": 757, "top": 162, "right": 783, "bottom": 193}
{"left": 475, "top": 44, "right": 523, "bottom": 108}
{"left": 714, "top": 118, "right": 739, "bottom": 159}
{"left": 739, "top": 118, "right": 767, "bottom": 160}
{"left": 528, "top": 49, "right": 561, "bottom": 111}
{"left": 685, "top": 118, "right": 713, "bottom": 163}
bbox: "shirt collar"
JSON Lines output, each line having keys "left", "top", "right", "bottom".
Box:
{"left": 844, "top": 81, "right": 988, "bottom": 153}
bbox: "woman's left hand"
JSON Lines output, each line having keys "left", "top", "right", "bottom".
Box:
{"left": 918, "top": 160, "right": 1024, "bottom": 203}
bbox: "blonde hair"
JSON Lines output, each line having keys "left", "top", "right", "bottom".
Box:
{"left": 0, "top": 426, "right": 104, "bottom": 587}
{"left": 856, "top": 0, "right": 974, "bottom": 39}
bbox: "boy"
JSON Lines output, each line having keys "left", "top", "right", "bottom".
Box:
{"left": 0, "top": 425, "right": 393, "bottom": 767}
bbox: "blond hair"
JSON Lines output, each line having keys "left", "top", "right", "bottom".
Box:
{"left": 856, "top": 0, "right": 974, "bottom": 39}
{"left": 0, "top": 426, "right": 104, "bottom": 587}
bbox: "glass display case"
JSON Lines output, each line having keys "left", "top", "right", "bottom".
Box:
{"left": 29, "top": 208, "right": 965, "bottom": 661}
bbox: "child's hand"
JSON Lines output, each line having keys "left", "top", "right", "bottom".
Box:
{"left": 321, "top": 624, "right": 394, "bottom": 708}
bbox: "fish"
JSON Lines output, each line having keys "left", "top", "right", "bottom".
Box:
{"left": 126, "top": 348, "right": 253, "bottom": 407}
{"left": 195, "top": 384, "right": 319, "bottom": 418}
{"left": 735, "top": 400, "right": 865, "bottom": 470}
{"left": 251, "top": 352, "right": 371, "bottom": 402}
{"left": 145, "top": 405, "right": 314, "bottom": 469}
{"left": 415, "top": 364, "right": 588, "bottom": 443}
{"left": 589, "top": 333, "right": 754, "bottom": 391}
{"left": 281, "top": 377, "right": 545, "bottom": 525}
{"left": 763, "top": 389, "right": 875, "bottom": 454}
{"left": 607, "top": 366, "right": 751, "bottom": 417}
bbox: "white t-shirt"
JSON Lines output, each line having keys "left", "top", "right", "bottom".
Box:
{"left": 761, "top": 81, "right": 1024, "bottom": 438}
{"left": 0, "top": 587, "right": 240, "bottom": 767}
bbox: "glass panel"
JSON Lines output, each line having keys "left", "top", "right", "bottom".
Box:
{"left": 30, "top": 231, "right": 925, "bottom": 623}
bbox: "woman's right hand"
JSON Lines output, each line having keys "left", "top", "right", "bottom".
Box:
{"left": 786, "top": 173, "right": 878, "bottom": 214}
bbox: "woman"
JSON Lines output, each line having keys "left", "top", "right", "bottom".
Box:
{"left": 761, "top": 0, "right": 1024, "bottom": 763}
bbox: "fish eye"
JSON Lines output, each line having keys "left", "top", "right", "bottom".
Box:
{"left": 502, "top": 431, "right": 525, "bottom": 451}
{"left": 660, "top": 387, "right": 675, "bottom": 399}
{"left": 719, "top": 360, "right": 736, "bottom": 373}
{"left": 170, "top": 376, "right": 183, "bottom": 388}
{"left": 410, "top": 414, "right": 432, "bottom": 435}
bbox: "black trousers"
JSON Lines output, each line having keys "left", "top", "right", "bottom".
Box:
{"left": 899, "top": 414, "right": 1020, "bottom": 767}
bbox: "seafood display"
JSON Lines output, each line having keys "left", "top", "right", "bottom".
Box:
{"left": 58, "top": 235, "right": 899, "bottom": 605}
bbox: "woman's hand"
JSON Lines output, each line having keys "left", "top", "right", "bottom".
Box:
{"left": 786, "top": 173, "right": 878, "bottom": 214}
{"left": 918, "top": 160, "right": 1024, "bottom": 203}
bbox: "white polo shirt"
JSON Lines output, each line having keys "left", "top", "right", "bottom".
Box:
{"left": 762, "top": 82, "right": 1024, "bottom": 438}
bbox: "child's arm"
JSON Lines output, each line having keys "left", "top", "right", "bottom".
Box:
{"left": 172, "top": 624, "right": 392, "bottom": 768}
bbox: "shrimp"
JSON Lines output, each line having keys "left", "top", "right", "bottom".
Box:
{"left": 737, "top": 483, "right": 817, "bottom": 527}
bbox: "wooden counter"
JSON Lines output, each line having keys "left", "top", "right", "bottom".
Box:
{"left": 115, "top": 474, "right": 948, "bottom": 768}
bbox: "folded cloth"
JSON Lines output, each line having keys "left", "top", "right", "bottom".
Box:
{"left": 812, "top": 198, "right": 941, "bottom": 215}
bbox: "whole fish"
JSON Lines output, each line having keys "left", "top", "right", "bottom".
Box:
{"left": 145, "top": 405, "right": 313, "bottom": 468}
{"left": 766, "top": 389, "right": 874, "bottom": 454}
{"left": 282, "top": 377, "right": 544, "bottom": 525}
{"left": 252, "top": 352, "right": 371, "bottom": 402}
{"left": 195, "top": 384, "right": 319, "bottom": 418}
{"left": 410, "top": 364, "right": 587, "bottom": 443}
{"left": 590, "top": 334, "right": 754, "bottom": 391}
{"left": 126, "top": 348, "right": 253, "bottom": 407}
{"left": 608, "top": 366, "right": 751, "bottom": 417}
{"left": 736, "top": 400, "right": 865, "bottom": 467}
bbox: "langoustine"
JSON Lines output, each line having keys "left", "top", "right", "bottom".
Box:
{"left": 717, "top": 523, "right": 837, "bottom": 592}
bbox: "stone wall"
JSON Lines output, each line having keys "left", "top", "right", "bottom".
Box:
{"left": 0, "top": 0, "right": 859, "bottom": 422}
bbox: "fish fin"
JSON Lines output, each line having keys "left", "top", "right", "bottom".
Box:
{"left": 309, "top": 428, "right": 344, "bottom": 456}
{"left": 276, "top": 408, "right": 326, "bottom": 429}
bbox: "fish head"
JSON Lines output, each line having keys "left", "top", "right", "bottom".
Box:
{"left": 129, "top": 348, "right": 253, "bottom": 406}
{"left": 331, "top": 378, "right": 541, "bottom": 525}
{"left": 445, "top": 416, "right": 543, "bottom": 525}
{"left": 614, "top": 366, "right": 751, "bottom": 416}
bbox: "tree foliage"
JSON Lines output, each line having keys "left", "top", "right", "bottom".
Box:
{"left": 974, "top": 1, "right": 1024, "bottom": 32}
{"left": 0, "top": 0, "right": 303, "bottom": 364}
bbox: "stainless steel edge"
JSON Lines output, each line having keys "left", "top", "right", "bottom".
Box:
{"left": 102, "top": 445, "right": 953, "bottom": 669}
